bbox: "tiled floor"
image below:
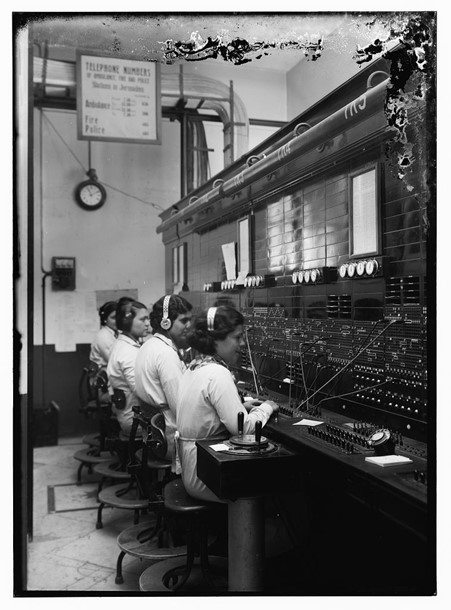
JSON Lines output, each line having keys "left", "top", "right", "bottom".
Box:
{"left": 26, "top": 436, "right": 303, "bottom": 595}
{"left": 27, "top": 437, "right": 167, "bottom": 593}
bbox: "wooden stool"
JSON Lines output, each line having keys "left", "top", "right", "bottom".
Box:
{"left": 73, "top": 447, "right": 113, "bottom": 485}
{"left": 76, "top": 373, "right": 119, "bottom": 483}
{"left": 114, "top": 409, "right": 188, "bottom": 584}
{"left": 139, "top": 479, "right": 227, "bottom": 592}
{"left": 73, "top": 421, "right": 123, "bottom": 485}
{"left": 114, "top": 510, "right": 187, "bottom": 584}
{"left": 93, "top": 458, "right": 131, "bottom": 497}
{"left": 96, "top": 453, "right": 171, "bottom": 529}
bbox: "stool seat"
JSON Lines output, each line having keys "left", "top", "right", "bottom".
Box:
{"left": 73, "top": 446, "right": 115, "bottom": 486}
{"left": 96, "top": 482, "right": 163, "bottom": 529}
{"left": 93, "top": 459, "right": 131, "bottom": 495}
{"left": 164, "top": 479, "right": 216, "bottom": 514}
{"left": 139, "top": 556, "right": 228, "bottom": 593}
{"left": 97, "top": 483, "right": 160, "bottom": 511}
{"left": 113, "top": 490, "right": 187, "bottom": 584}
{"left": 115, "top": 516, "right": 187, "bottom": 584}
{"left": 73, "top": 448, "right": 112, "bottom": 464}
{"left": 94, "top": 459, "right": 130, "bottom": 479}
{"left": 135, "top": 448, "right": 172, "bottom": 471}
{"left": 117, "top": 519, "right": 187, "bottom": 559}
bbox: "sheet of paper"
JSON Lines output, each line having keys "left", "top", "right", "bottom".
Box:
{"left": 238, "top": 217, "right": 250, "bottom": 275}
{"left": 210, "top": 443, "right": 231, "bottom": 452}
{"left": 293, "top": 419, "right": 323, "bottom": 426}
{"left": 365, "top": 455, "right": 413, "bottom": 467}
{"left": 236, "top": 270, "right": 247, "bottom": 285}
{"left": 221, "top": 242, "right": 236, "bottom": 280}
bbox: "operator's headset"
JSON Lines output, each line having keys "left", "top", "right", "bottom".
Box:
{"left": 207, "top": 307, "right": 217, "bottom": 332}
{"left": 99, "top": 301, "right": 116, "bottom": 326}
{"left": 160, "top": 295, "right": 173, "bottom": 330}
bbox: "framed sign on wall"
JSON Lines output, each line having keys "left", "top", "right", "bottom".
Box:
{"left": 76, "top": 51, "right": 161, "bottom": 144}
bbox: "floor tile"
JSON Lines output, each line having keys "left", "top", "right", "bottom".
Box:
{"left": 27, "top": 438, "right": 165, "bottom": 593}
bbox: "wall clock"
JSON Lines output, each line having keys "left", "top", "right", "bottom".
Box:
{"left": 75, "top": 169, "right": 106, "bottom": 211}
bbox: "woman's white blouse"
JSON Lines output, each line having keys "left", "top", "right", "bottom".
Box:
{"left": 134, "top": 333, "right": 186, "bottom": 460}
{"left": 176, "top": 362, "right": 274, "bottom": 502}
{"left": 90, "top": 325, "right": 117, "bottom": 368}
{"left": 107, "top": 334, "right": 141, "bottom": 434}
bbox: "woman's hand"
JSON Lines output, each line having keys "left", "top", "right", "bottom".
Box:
{"left": 265, "top": 400, "right": 279, "bottom": 413}
{"left": 242, "top": 397, "right": 262, "bottom": 411}
{"left": 244, "top": 398, "right": 262, "bottom": 406}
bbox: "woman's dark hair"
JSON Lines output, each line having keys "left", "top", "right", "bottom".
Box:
{"left": 187, "top": 306, "right": 244, "bottom": 355}
{"left": 116, "top": 299, "right": 147, "bottom": 333}
{"left": 98, "top": 301, "right": 117, "bottom": 326}
{"left": 150, "top": 295, "right": 193, "bottom": 333}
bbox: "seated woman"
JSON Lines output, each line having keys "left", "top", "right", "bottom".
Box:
{"left": 89, "top": 301, "right": 118, "bottom": 369}
{"left": 107, "top": 299, "right": 150, "bottom": 437}
{"left": 176, "top": 305, "right": 279, "bottom": 502}
{"left": 135, "top": 294, "right": 193, "bottom": 466}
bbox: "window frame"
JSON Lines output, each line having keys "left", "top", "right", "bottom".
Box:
{"left": 349, "top": 163, "right": 381, "bottom": 258}
{"left": 237, "top": 215, "right": 253, "bottom": 277}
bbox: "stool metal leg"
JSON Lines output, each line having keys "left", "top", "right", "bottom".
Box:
{"left": 76, "top": 461, "right": 84, "bottom": 485}
{"left": 115, "top": 550, "right": 126, "bottom": 584}
{"left": 162, "top": 522, "right": 195, "bottom": 591}
{"left": 198, "top": 518, "right": 218, "bottom": 590}
{"left": 96, "top": 502, "right": 105, "bottom": 529}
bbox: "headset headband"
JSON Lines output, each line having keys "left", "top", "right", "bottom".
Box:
{"left": 207, "top": 307, "right": 217, "bottom": 332}
{"left": 160, "top": 295, "right": 172, "bottom": 330}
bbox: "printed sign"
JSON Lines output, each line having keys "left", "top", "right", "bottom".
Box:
{"left": 76, "top": 52, "right": 161, "bottom": 144}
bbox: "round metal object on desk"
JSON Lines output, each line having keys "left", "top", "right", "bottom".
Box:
{"left": 225, "top": 442, "right": 278, "bottom": 456}
{"left": 368, "top": 428, "right": 395, "bottom": 455}
{"left": 229, "top": 434, "right": 269, "bottom": 448}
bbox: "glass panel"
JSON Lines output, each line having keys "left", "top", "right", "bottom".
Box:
{"left": 351, "top": 168, "right": 378, "bottom": 256}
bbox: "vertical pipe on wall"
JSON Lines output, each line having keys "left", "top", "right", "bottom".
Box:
{"left": 229, "top": 80, "right": 234, "bottom": 164}
{"left": 180, "top": 110, "right": 187, "bottom": 199}
{"left": 26, "top": 23, "right": 34, "bottom": 546}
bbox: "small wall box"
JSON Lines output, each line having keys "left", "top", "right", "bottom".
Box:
{"left": 51, "top": 257, "right": 76, "bottom": 291}
{"left": 32, "top": 401, "right": 59, "bottom": 447}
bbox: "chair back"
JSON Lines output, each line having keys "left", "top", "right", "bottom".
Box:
{"left": 127, "top": 406, "right": 170, "bottom": 500}
{"left": 78, "top": 361, "right": 99, "bottom": 409}
{"left": 148, "top": 412, "right": 168, "bottom": 460}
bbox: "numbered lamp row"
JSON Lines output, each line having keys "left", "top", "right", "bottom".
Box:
{"left": 339, "top": 259, "right": 379, "bottom": 279}
{"left": 292, "top": 268, "right": 323, "bottom": 284}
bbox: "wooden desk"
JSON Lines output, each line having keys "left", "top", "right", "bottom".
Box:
{"left": 196, "top": 439, "right": 302, "bottom": 591}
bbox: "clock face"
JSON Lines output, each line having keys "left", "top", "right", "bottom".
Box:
{"left": 75, "top": 180, "right": 106, "bottom": 210}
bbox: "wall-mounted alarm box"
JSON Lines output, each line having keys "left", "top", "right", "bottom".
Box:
{"left": 51, "top": 257, "right": 76, "bottom": 291}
